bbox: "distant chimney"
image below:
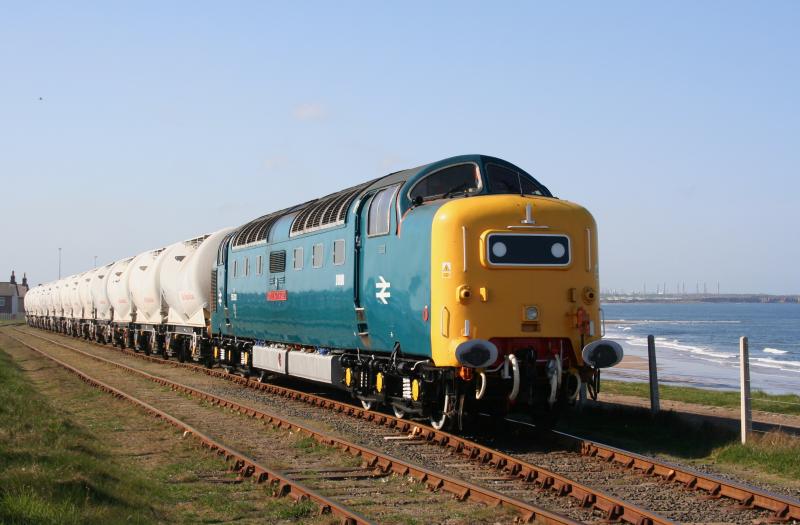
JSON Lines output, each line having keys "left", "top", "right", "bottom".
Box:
{"left": 22, "top": 273, "right": 28, "bottom": 289}
{"left": 9, "top": 270, "right": 15, "bottom": 284}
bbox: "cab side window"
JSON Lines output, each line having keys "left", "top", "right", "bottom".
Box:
{"left": 368, "top": 186, "right": 397, "bottom": 236}
{"left": 408, "top": 163, "right": 480, "bottom": 202}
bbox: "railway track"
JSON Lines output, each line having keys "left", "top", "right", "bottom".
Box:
{"left": 3, "top": 329, "right": 578, "bottom": 525}
{"left": 3, "top": 332, "right": 369, "bottom": 525}
{"left": 13, "top": 326, "right": 800, "bottom": 524}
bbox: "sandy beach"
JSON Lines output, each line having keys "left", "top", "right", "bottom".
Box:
{"left": 615, "top": 354, "right": 649, "bottom": 371}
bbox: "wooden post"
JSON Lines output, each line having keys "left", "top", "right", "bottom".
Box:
{"left": 647, "top": 335, "right": 660, "bottom": 415}
{"left": 740, "top": 336, "right": 752, "bottom": 444}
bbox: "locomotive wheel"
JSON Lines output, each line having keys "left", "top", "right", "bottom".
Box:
{"left": 430, "top": 391, "right": 457, "bottom": 431}
{"left": 455, "top": 393, "right": 473, "bottom": 433}
{"left": 430, "top": 410, "right": 448, "bottom": 430}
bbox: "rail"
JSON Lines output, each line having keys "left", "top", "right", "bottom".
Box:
{"left": 549, "top": 428, "right": 800, "bottom": 522}
{"left": 22, "top": 326, "right": 800, "bottom": 524}
{"left": 7, "top": 330, "right": 579, "bottom": 525}
{"left": 7, "top": 333, "right": 371, "bottom": 525}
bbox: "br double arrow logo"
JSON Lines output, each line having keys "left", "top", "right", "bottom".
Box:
{"left": 375, "top": 276, "right": 391, "bottom": 304}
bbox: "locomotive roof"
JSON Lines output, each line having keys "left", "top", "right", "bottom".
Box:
{"left": 229, "top": 154, "right": 498, "bottom": 249}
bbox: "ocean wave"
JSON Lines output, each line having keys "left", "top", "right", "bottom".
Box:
{"left": 750, "top": 356, "right": 800, "bottom": 372}
{"left": 611, "top": 333, "right": 735, "bottom": 360}
{"left": 605, "top": 328, "right": 798, "bottom": 377}
{"left": 606, "top": 319, "right": 742, "bottom": 325}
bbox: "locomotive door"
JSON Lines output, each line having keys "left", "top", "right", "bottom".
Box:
{"left": 216, "top": 234, "right": 233, "bottom": 335}
{"left": 356, "top": 185, "right": 400, "bottom": 351}
{"left": 221, "top": 263, "right": 234, "bottom": 334}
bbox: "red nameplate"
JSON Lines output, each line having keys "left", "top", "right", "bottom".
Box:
{"left": 267, "top": 290, "right": 288, "bottom": 301}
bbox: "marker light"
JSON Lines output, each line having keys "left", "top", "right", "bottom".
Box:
{"left": 551, "top": 242, "right": 566, "bottom": 258}
{"left": 525, "top": 306, "right": 539, "bottom": 321}
{"left": 492, "top": 241, "right": 507, "bottom": 258}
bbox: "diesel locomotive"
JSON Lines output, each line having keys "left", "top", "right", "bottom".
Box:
{"left": 25, "top": 154, "right": 623, "bottom": 430}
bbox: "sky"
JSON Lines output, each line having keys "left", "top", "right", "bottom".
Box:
{"left": 1, "top": 2, "right": 798, "bottom": 294}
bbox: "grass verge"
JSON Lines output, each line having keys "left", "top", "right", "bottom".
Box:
{"left": 0, "top": 347, "right": 157, "bottom": 524}
{"left": 713, "top": 431, "right": 800, "bottom": 481}
{"left": 603, "top": 379, "right": 800, "bottom": 416}
{"left": 0, "top": 340, "right": 337, "bottom": 524}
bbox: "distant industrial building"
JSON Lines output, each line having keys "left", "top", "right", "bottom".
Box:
{"left": 0, "top": 271, "right": 29, "bottom": 316}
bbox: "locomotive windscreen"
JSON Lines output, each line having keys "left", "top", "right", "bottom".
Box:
{"left": 486, "top": 234, "right": 570, "bottom": 266}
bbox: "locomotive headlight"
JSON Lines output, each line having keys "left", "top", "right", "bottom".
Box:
{"left": 525, "top": 306, "right": 539, "bottom": 321}
{"left": 551, "top": 242, "right": 566, "bottom": 258}
{"left": 491, "top": 241, "right": 507, "bottom": 258}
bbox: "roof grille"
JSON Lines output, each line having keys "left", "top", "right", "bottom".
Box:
{"left": 290, "top": 180, "right": 376, "bottom": 237}
{"left": 231, "top": 202, "right": 308, "bottom": 249}
{"left": 216, "top": 231, "right": 235, "bottom": 265}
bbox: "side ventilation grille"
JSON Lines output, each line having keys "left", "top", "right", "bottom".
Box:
{"left": 269, "top": 250, "right": 286, "bottom": 273}
{"left": 210, "top": 270, "right": 217, "bottom": 312}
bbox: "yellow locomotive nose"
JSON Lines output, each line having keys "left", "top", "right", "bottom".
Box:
{"left": 429, "top": 194, "right": 602, "bottom": 370}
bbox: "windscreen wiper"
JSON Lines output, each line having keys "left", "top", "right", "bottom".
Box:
{"left": 442, "top": 183, "right": 471, "bottom": 199}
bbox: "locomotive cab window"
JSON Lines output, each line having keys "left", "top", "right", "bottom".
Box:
{"left": 368, "top": 186, "right": 397, "bottom": 236}
{"left": 333, "top": 239, "right": 345, "bottom": 265}
{"left": 312, "top": 243, "right": 324, "bottom": 268}
{"left": 293, "top": 247, "right": 304, "bottom": 270}
{"left": 485, "top": 163, "right": 549, "bottom": 196}
{"left": 408, "top": 163, "right": 481, "bottom": 203}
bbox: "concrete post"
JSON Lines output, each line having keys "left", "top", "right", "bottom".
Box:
{"left": 740, "top": 336, "right": 752, "bottom": 444}
{"left": 647, "top": 335, "right": 660, "bottom": 415}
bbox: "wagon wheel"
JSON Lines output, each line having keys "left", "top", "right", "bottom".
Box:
{"left": 392, "top": 405, "right": 407, "bottom": 419}
{"left": 359, "top": 398, "right": 374, "bottom": 411}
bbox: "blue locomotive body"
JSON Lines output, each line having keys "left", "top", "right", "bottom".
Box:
{"left": 201, "top": 153, "right": 621, "bottom": 428}
{"left": 210, "top": 167, "right": 442, "bottom": 358}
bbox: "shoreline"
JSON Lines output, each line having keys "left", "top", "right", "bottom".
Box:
{"left": 607, "top": 345, "right": 800, "bottom": 394}
{"left": 601, "top": 302, "right": 800, "bottom": 395}
{"left": 601, "top": 295, "right": 800, "bottom": 304}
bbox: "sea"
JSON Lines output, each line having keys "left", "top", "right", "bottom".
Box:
{"left": 602, "top": 302, "right": 800, "bottom": 395}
